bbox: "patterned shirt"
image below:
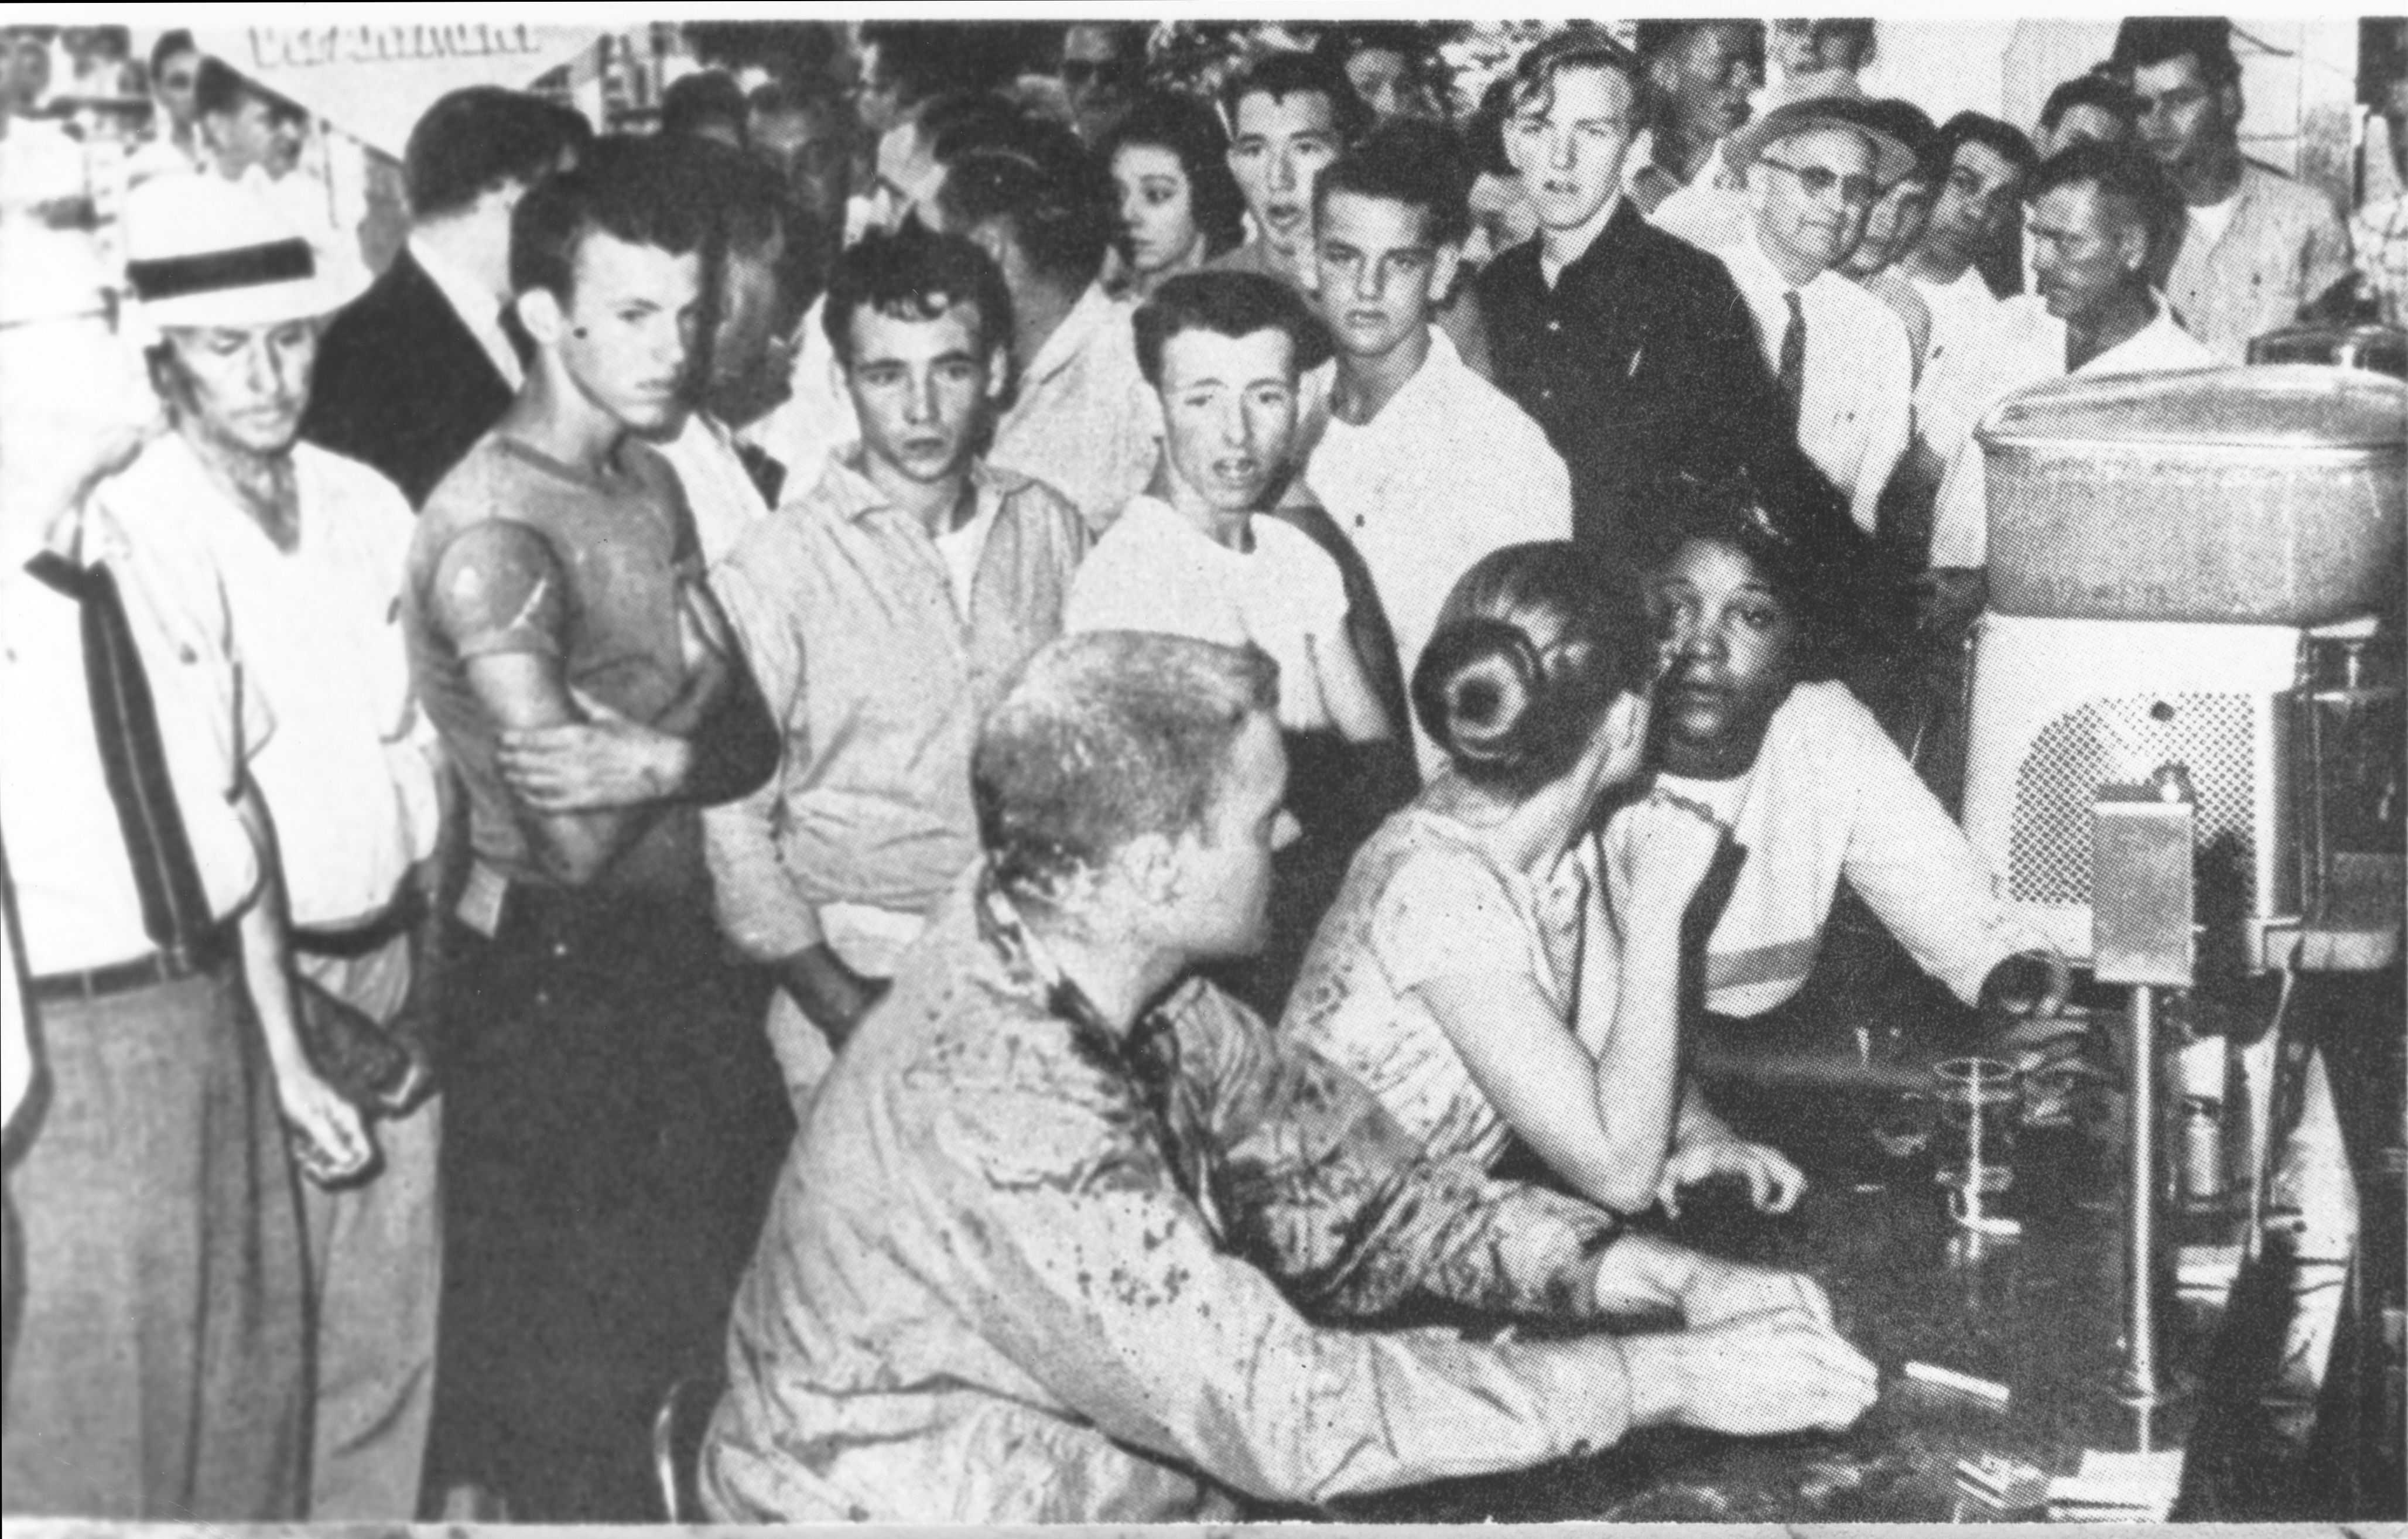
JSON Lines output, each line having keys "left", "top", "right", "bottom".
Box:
{"left": 702, "top": 871, "right": 1634, "bottom": 1523}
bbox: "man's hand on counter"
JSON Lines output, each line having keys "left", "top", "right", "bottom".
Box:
{"left": 1621, "top": 1308, "right": 1880, "bottom": 1437}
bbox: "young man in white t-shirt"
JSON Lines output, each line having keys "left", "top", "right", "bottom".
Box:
{"left": 1068, "top": 269, "right": 1408, "bottom": 1007}
{"left": 1068, "top": 269, "right": 1391, "bottom": 747}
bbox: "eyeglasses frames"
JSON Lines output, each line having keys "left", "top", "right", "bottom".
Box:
{"left": 1757, "top": 156, "right": 1879, "bottom": 209}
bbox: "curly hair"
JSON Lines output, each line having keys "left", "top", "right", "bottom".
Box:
{"left": 1098, "top": 90, "right": 1250, "bottom": 259}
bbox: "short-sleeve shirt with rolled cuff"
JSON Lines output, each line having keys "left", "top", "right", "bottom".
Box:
{"left": 405, "top": 431, "right": 718, "bottom": 888}
{"left": 702, "top": 868, "right": 1633, "bottom": 1524}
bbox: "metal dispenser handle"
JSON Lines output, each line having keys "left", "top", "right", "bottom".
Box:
{"left": 2094, "top": 765, "right": 2199, "bottom": 1415}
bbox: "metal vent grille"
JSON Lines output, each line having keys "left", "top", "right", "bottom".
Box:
{"left": 2007, "top": 692, "right": 2260, "bottom": 906}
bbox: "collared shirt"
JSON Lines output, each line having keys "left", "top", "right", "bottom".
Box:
{"left": 1719, "top": 231, "right": 1914, "bottom": 533}
{"left": 2163, "top": 160, "right": 2352, "bottom": 363}
{"left": 407, "top": 231, "right": 522, "bottom": 392}
{"left": 1065, "top": 495, "right": 1347, "bottom": 733}
{"left": 153, "top": 436, "right": 438, "bottom": 931}
{"left": 2349, "top": 190, "right": 2408, "bottom": 329}
{"left": 1928, "top": 296, "right": 2216, "bottom": 569}
{"left": 741, "top": 292, "right": 856, "bottom": 508}
{"left": 656, "top": 411, "right": 773, "bottom": 568}
{"left": 0, "top": 483, "right": 272, "bottom": 973}
{"left": 702, "top": 871, "right": 1629, "bottom": 1524}
{"left": 1303, "top": 327, "right": 1572, "bottom": 774}
{"left": 989, "top": 280, "right": 1162, "bottom": 536}
{"left": 1911, "top": 265, "right": 2022, "bottom": 470}
{"left": 1475, "top": 201, "right": 1787, "bottom": 568}
{"left": 703, "top": 455, "right": 1086, "bottom": 961}
{"left": 1607, "top": 682, "right": 2038, "bottom": 1019}
{"left": 1856, "top": 268, "right": 1933, "bottom": 372}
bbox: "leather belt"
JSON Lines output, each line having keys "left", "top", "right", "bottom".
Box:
{"left": 29, "top": 925, "right": 236, "bottom": 1006}
{"left": 292, "top": 885, "right": 427, "bottom": 962}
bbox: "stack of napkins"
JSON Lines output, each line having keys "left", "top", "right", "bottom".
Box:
{"left": 2046, "top": 1449, "right": 2184, "bottom": 1521}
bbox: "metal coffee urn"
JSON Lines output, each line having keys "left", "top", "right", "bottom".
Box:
{"left": 1958, "top": 364, "right": 2404, "bottom": 1420}
{"left": 1962, "top": 365, "right": 2404, "bottom": 972}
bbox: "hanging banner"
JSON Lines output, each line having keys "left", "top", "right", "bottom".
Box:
{"left": 194, "top": 24, "right": 606, "bottom": 159}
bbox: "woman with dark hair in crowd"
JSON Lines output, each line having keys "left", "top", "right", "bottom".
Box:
{"left": 1284, "top": 541, "right": 1805, "bottom": 1218}
{"left": 1097, "top": 91, "right": 1247, "bottom": 299}
{"left": 1619, "top": 464, "right": 2062, "bottom": 1043}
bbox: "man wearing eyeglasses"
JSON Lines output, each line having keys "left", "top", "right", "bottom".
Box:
{"left": 1712, "top": 96, "right": 1916, "bottom": 535}
{"left": 1473, "top": 29, "right": 1786, "bottom": 572}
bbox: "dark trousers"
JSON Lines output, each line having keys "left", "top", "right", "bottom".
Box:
{"left": 1, "top": 967, "right": 308, "bottom": 1520}
{"left": 427, "top": 882, "right": 784, "bottom": 1518}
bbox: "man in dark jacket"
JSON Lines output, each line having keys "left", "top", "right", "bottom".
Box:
{"left": 302, "top": 87, "right": 587, "bottom": 507}
{"left": 1475, "top": 29, "right": 1788, "bottom": 576}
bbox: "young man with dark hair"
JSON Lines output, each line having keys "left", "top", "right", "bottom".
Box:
{"left": 704, "top": 223, "right": 1087, "bottom": 1122}
{"left": 303, "top": 87, "right": 587, "bottom": 506}
{"left": 1474, "top": 29, "right": 1789, "bottom": 570}
{"left": 936, "top": 124, "right": 1161, "bottom": 533}
{"left": 1302, "top": 120, "right": 1572, "bottom": 775}
{"left": 1628, "top": 20, "right": 1764, "bottom": 217}
{"left": 405, "top": 132, "right": 780, "bottom": 1514}
{"left": 2038, "top": 70, "right": 2140, "bottom": 157}
{"left": 1076, "top": 269, "right": 1390, "bottom": 751}
{"left": 1928, "top": 141, "right": 2212, "bottom": 574}
{"left": 1902, "top": 112, "right": 2040, "bottom": 490}
{"left": 2109, "top": 15, "right": 2352, "bottom": 361}
{"left": 192, "top": 56, "right": 281, "bottom": 182}
{"left": 659, "top": 69, "right": 747, "bottom": 148}
{"left": 1210, "top": 51, "right": 1367, "bottom": 293}
{"left": 700, "top": 627, "right": 1879, "bottom": 1523}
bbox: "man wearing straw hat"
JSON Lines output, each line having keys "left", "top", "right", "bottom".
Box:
{"left": 0, "top": 171, "right": 377, "bottom": 1520}
{"left": 118, "top": 170, "right": 454, "bottom": 1520}
{"left": 1713, "top": 95, "right": 1918, "bottom": 535}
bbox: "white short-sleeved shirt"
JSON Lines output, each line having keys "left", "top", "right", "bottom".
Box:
{"left": 165, "top": 436, "right": 442, "bottom": 931}
{"left": 0, "top": 480, "right": 274, "bottom": 972}
{"left": 1305, "top": 327, "right": 1574, "bottom": 775}
{"left": 1065, "top": 495, "right": 1349, "bottom": 732}
{"left": 1283, "top": 805, "right": 1586, "bottom": 1171}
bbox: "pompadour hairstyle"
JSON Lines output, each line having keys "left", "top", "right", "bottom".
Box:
{"left": 508, "top": 133, "right": 719, "bottom": 301}
{"left": 1312, "top": 117, "right": 1473, "bottom": 249}
{"left": 819, "top": 221, "right": 1014, "bottom": 368}
{"left": 976, "top": 632, "right": 1280, "bottom": 908}
{"left": 407, "top": 86, "right": 589, "bottom": 222}
{"left": 1220, "top": 50, "right": 1371, "bottom": 145}
{"left": 1132, "top": 269, "right": 1332, "bottom": 390}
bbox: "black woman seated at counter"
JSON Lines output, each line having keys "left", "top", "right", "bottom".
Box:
{"left": 1284, "top": 541, "right": 1805, "bottom": 1219}
{"left": 1619, "top": 467, "right": 2064, "bottom": 1044}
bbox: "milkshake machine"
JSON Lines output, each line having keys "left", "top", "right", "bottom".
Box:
{"left": 1956, "top": 364, "right": 2405, "bottom": 1414}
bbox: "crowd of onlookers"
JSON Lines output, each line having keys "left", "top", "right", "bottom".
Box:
{"left": 2, "top": 14, "right": 2404, "bottom": 1527}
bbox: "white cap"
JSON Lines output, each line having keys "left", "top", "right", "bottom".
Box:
{"left": 121, "top": 172, "right": 343, "bottom": 334}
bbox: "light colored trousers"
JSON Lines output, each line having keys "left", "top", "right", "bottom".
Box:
{"left": 295, "top": 934, "right": 442, "bottom": 1521}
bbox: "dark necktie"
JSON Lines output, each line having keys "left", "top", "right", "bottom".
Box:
{"left": 498, "top": 301, "right": 537, "bottom": 371}
{"left": 25, "top": 552, "right": 216, "bottom": 959}
{"left": 1777, "top": 290, "right": 1808, "bottom": 428}
{"left": 734, "top": 440, "right": 786, "bottom": 509}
